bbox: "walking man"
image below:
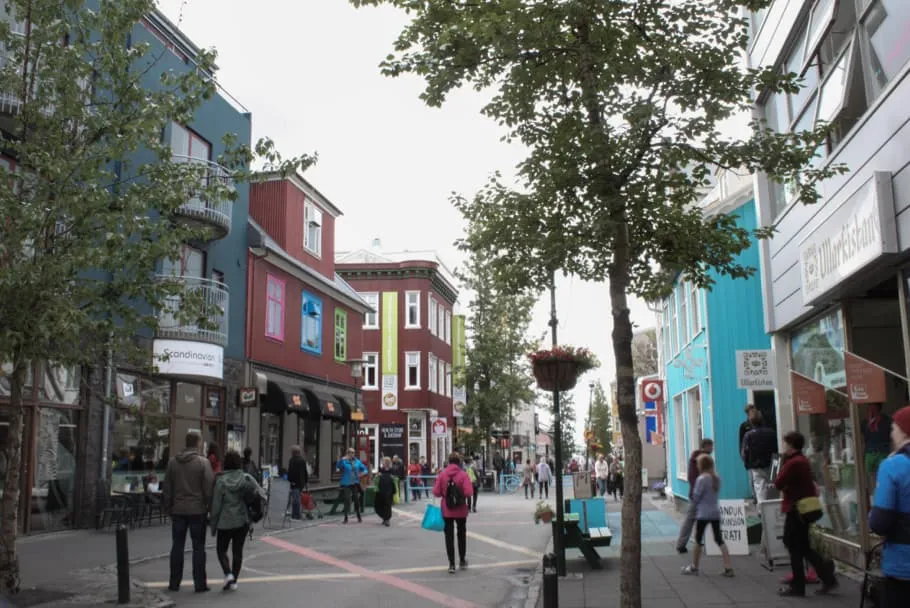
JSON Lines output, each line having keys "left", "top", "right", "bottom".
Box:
{"left": 536, "top": 457, "right": 552, "bottom": 499}
{"left": 677, "top": 438, "right": 714, "bottom": 554}
{"left": 742, "top": 413, "right": 778, "bottom": 503}
{"left": 287, "top": 445, "right": 308, "bottom": 520}
{"left": 165, "top": 432, "right": 214, "bottom": 593}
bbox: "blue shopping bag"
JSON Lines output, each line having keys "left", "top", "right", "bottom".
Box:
{"left": 421, "top": 503, "right": 445, "bottom": 532}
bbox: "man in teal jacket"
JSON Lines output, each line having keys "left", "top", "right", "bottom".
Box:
{"left": 337, "top": 447, "right": 368, "bottom": 524}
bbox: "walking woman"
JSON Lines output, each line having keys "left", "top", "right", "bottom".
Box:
{"left": 336, "top": 447, "right": 368, "bottom": 524}
{"left": 774, "top": 431, "right": 838, "bottom": 597}
{"left": 536, "top": 458, "right": 552, "bottom": 499}
{"left": 374, "top": 457, "right": 396, "bottom": 526}
{"left": 681, "top": 454, "right": 734, "bottom": 577}
{"left": 522, "top": 459, "right": 535, "bottom": 499}
{"left": 210, "top": 450, "right": 265, "bottom": 591}
{"left": 407, "top": 458, "right": 423, "bottom": 502}
{"left": 610, "top": 457, "right": 624, "bottom": 501}
{"left": 433, "top": 453, "right": 475, "bottom": 573}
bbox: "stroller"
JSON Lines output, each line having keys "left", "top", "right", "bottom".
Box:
{"left": 859, "top": 542, "right": 885, "bottom": 608}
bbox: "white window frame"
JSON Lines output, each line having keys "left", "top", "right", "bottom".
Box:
{"left": 437, "top": 306, "right": 445, "bottom": 340}
{"left": 689, "top": 281, "right": 701, "bottom": 335}
{"left": 361, "top": 292, "right": 379, "bottom": 330}
{"left": 428, "top": 354, "right": 438, "bottom": 393}
{"left": 444, "top": 310, "right": 452, "bottom": 345}
{"left": 673, "top": 394, "right": 687, "bottom": 479}
{"left": 429, "top": 296, "right": 438, "bottom": 336}
{"left": 669, "top": 292, "right": 678, "bottom": 355}
{"left": 679, "top": 282, "right": 689, "bottom": 346}
{"left": 405, "top": 291, "right": 421, "bottom": 329}
{"left": 438, "top": 359, "right": 445, "bottom": 398}
{"left": 363, "top": 352, "right": 379, "bottom": 390}
{"left": 445, "top": 363, "right": 452, "bottom": 397}
{"left": 686, "top": 385, "right": 703, "bottom": 456}
{"left": 405, "top": 351, "right": 421, "bottom": 389}
{"left": 304, "top": 201, "right": 323, "bottom": 257}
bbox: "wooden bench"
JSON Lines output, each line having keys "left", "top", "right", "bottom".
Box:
{"left": 587, "top": 526, "right": 613, "bottom": 546}
{"left": 555, "top": 519, "right": 612, "bottom": 569}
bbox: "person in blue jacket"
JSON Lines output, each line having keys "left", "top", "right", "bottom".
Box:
{"left": 869, "top": 405, "right": 910, "bottom": 607}
{"left": 336, "top": 447, "right": 368, "bottom": 524}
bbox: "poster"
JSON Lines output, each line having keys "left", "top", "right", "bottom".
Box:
{"left": 791, "top": 371, "right": 827, "bottom": 415}
{"left": 452, "top": 315, "right": 466, "bottom": 417}
{"left": 381, "top": 292, "right": 398, "bottom": 410}
{"left": 431, "top": 417, "right": 447, "bottom": 438}
{"left": 844, "top": 351, "right": 887, "bottom": 403}
{"left": 736, "top": 350, "right": 775, "bottom": 390}
{"left": 705, "top": 499, "right": 749, "bottom": 556}
{"left": 379, "top": 424, "right": 406, "bottom": 463}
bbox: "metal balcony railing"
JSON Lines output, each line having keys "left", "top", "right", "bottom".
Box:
{"left": 172, "top": 155, "right": 234, "bottom": 238}
{"left": 155, "top": 275, "right": 229, "bottom": 347}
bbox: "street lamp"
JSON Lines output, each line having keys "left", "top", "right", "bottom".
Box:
{"left": 347, "top": 358, "right": 365, "bottom": 435}
{"left": 586, "top": 381, "right": 595, "bottom": 470}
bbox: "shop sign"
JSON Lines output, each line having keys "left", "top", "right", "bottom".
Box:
{"left": 380, "top": 424, "right": 406, "bottom": 463}
{"left": 152, "top": 339, "right": 223, "bottom": 380}
{"left": 237, "top": 387, "right": 258, "bottom": 407}
{"left": 799, "top": 175, "right": 897, "bottom": 305}
{"left": 705, "top": 500, "right": 749, "bottom": 556}
{"left": 431, "top": 417, "right": 447, "bottom": 438}
{"left": 640, "top": 379, "right": 664, "bottom": 403}
{"left": 735, "top": 350, "right": 774, "bottom": 390}
{"left": 844, "top": 351, "right": 888, "bottom": 403}
{"left": 381, "top": 292, "right": 399, "bottom": 410}
{"left": 791, "top": 371, "right": 827, "bottom": 415}
{"left": 453, "top": 386, "right": 467, "bottom": 418}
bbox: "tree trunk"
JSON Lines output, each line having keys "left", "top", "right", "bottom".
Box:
{"left": 610, "top": 222, "right": 643, "bottom": 608}
{"left": 0, "top": 361, "right": 26, "bottom": 593}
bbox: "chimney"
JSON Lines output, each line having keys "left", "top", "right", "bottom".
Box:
{"left": 371, "top": 238, "right": 381, "bottom": 250}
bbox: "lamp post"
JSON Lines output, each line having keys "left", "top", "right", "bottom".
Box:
{"left": 347, "top": 358, "right": 364, "bottom": 460}
{"left": 548, "top": 270, "right": 567, "bottom": 577}
{"left": 586, "top": 381, "right": 595, "bottom": 472}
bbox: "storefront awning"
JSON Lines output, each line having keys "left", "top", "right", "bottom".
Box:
{"left": 262, "top": 380, "right": 310, "bottom": 416}
{"left": 334, "top": 395, "right": 362, "bottom": 422}
{"left": 301, "top": 388, "right": 347, "bottom": 420}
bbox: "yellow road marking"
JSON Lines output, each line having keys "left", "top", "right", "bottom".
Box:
{"left": 142, "top": 559, "right": 538, "bottom": 588}
{"left": 391, "top": 508, "right": 542, "bottom": 558}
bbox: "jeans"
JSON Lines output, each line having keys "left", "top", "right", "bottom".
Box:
{"left": 289, "top": 488, "right": 302, "bottom": 519}
{"left": 410, "top": 478, "right": 422, "bottom": 501}
{"left": 342, "top": 485, "right": 362, "bottom": 520}
{"left": 676, "top": 500, "right": 697, "bottom": 550}
{"left": 471, "top": 484, "right": 478, "bottom": 511}
{"left": 612, "top": 475, "right": 624, "bottom": 499}
{"left": 885, "top": 576, "right": 910, "bottom": 607}
{"left": 524, "top": 481, "right": 535, "bottom": 499}
{"left": 216, "top": 526, "right": 248, "bottom": 581}
{"left": 782, "top": 510, "right": 835, "bottom": 593}
{"left": 169, "top": 514, "right": 207, "bottom": 591}
{"left": 749, "top": 467, "right": 771, "bottom": 503}
{"left": 444, "top": 517, "right": 467, "bottom": 565}
{"left": 596, "top": 478, "right": 608, "bottom": 496}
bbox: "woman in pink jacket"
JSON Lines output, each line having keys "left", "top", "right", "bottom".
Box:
{"left": 433, "top": 453, "right": 475, "bottom": 573}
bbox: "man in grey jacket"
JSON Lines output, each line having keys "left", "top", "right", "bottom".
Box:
{"left": 164, "top": 432, "right": 214, "bottom": 593}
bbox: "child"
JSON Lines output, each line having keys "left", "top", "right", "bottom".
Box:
{"left": 682, "top": 454, "right": 734, "bottom": 577}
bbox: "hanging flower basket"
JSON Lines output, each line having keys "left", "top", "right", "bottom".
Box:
{"left": 528, "top": 346, "right": 600, "bottom": 392}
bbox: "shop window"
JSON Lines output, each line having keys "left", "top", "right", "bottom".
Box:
{"left": 363, "top": 353, "right": 378, "bottom": 390}
{"left": 334, "top": 308, "right": 347, "bottom": 362}
{"left": 862, "top": 0, "right": 910, "bottom": 94}
{"left": 31, "top": 408, "right": 78, "bottom": 532}
{"left": 301, "top": 291, "right": 322, "bottom": 355}
{"left": 331, "top": 421, "right": 346, "bottom": 478}
{"left": 303, "top": 417, "right": 320, "bottom": 480}
{"left": 37, "top": 363, "right": 80, "bottom": 404}
{"left": 205, "top": 387, "right": 222, "bottom": 419}
{"left": 673, "top": 394, "right": 686, "bottom": 478}
{"left": 175, "top": 382, "right": 202, "bottom": 418}
{"left": 112, "top": 376, "right": 171, "bottom": 492}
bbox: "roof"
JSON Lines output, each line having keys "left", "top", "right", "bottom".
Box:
{"left": 247, "top": 219, "right": 373, "bottom": 313}
{"left": 335, "top": 248, "right": 459, "bottom": 294}
{"left": 255, "top": 171, "right": 344, "bottom": 218}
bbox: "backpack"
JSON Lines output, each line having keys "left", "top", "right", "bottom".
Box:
{"left": 445, "top": 473, "right": 466, "bottom": 509}
{"left": 243, "top": 477, "right": 265, "bottom": 523}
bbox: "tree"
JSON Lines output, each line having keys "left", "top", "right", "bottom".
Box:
{"left": 0, "top": 0, "right": 311, "bottom": 591}
{"left": 588, "top": 382, "right": 612, "bottom": 458}
{"left": 350, "top": 1, "right": 843, "bottom": 605}
{"left": 459, "top": 233, "right": 536, "bottom": 452}
{"left": 544, "top": 390, "right": 576, "bottom": 466}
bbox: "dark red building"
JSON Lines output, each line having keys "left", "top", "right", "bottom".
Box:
{"left": 336, "top": 248, "right": 459, "bottom": 471}
{"left": 245, "top": 173, "right": 371, "bottom": 483}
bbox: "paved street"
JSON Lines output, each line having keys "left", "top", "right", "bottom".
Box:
{"left": 130, "top": 491, "right": 549, "bottom": 608}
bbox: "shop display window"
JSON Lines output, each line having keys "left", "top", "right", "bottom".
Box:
{"left": 31, "top": 408, "right": 78, "bottom": 532}
{"left": 111, "top": 374, "right": 171, "bottom": 492}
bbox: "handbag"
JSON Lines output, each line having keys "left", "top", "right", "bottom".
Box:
{"left": 421, "top": 503, "right": 445, "bottom": 532}
{"left": 796, "top": 496, "right": 823, "bottom": 523}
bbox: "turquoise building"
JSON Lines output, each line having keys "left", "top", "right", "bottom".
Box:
{"left": 658, "top": 173, "right": 774, "bottom": 502}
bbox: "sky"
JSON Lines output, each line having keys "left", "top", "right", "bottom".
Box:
{"left": 157, "top": 0, "right": 657, "bottom": 444}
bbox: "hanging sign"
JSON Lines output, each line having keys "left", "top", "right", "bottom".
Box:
{"left": 640, "top": 379, "right": 664, "bottom": 403}
{"left": 431, "top": 417, "right": 448, "bottom": 438}
{"left": 381, "top": 292, "right": 399, "bottom": 410}
{"left": 844, "top": 351, "right": 888, "bottom": 403}
{"left": 237, "top": 387, "right": 258, "bottom": 407}
{"left": 791, "top": 371, "right": 827, "bottom": 415}
{"left": 736, "top": 350, "right": 775, "bottom": 390}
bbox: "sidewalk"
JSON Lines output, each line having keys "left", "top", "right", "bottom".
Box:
{"left": 541, "top": 495, "right": 865, "bottom": 608}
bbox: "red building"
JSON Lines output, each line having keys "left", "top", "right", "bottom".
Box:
{"left": 245, "top": 173, "right": 371, "bottom": 484}
{"left": 336, "top": 247, "right": 459, "bottom": 471}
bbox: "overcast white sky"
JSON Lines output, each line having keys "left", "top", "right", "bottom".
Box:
{"left": 158, "top": 0, "right": 656, "bottom": 444}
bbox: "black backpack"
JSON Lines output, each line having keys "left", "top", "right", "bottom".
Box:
{"left": 243, "top": 479, "right": 265, "bottom": 523}
{"left": 445, "top": 474, "right": 466, "bottom": 509}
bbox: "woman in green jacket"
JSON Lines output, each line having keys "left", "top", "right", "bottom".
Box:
{"left": 210, "top": 450, "right": 265, "bottom": 591}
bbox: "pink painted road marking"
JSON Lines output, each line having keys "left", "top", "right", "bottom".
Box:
{"left": 261, "top": 536, "right": 480, "bottom": 608}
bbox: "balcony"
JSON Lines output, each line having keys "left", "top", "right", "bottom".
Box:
{"left": 155, "top": 275, "right": 229, "bottom": 347}
{"left": 172, "top": 155, "right": 234, "bottom": 239}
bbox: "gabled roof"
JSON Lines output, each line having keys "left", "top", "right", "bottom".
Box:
{"left": 247, "top": 219, "right": 373, "bottom": 314}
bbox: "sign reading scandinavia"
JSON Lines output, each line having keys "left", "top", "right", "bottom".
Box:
{"left": 735, "top": 350, "right": 774, "bottom": 390}
{"left": 152, "top": 339, "right": 223, "bottom": 380}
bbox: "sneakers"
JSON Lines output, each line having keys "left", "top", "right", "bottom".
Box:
{"left": 780, "top": 569, "right": 819, "bottom": 584}
{"left": 448, "top": 563, "right": 456, "bottom": 574}
{"left": 681, "top": 565, "right": 698, "bottom": 575}
{"left": 227, "top": 583, "right": 238, "bottom": 592}
{"left": 223, "top": 574, "right": 235, "bottom": 591}
{"left": 460, "top": 560, "right": 468, "bottom": 570}
{"left": 676, "top": 546, "right": 688, "bottom": 554}
{"left": 723, "top": 568, "right": 735, "bottom": 578}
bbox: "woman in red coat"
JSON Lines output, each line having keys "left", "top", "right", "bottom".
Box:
{"left": 773, "top": 431, "right": 837, "bottom": 597}
{"left": 433, "top": 453, "right": 475, "bottom": 574}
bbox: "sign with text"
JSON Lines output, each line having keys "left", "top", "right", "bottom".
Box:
{"left": 844, "top": 351, "right": 888, "bottom": 403}
{"left": 237, "top": 387, "right": 258, "bottom": 407}
{"left": 381, "top": 292, "right": 399, "bottom": 410}
{"left": 705, "top": 499, "right": 749, "bottom": 556}
{"left": 379, "top": 423, "right": 406, "bottom": 463}
{"left": 736, "top": 350, "right": 775, "bottom": 390}
{"left": 791, "top": 371, "right": 827, "bottom": 415}
{"left": 431, "top": 417, "right": 447, "bottom": 438}
{"left": 152, "top": 339, "right": 223, "bottom": 380}
{"left": 452, "top": 314, "right": 467, "bottom": 417}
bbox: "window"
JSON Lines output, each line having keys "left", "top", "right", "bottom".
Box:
{"left": 438, "top": 359, "right": 445, "bottom": 397}
{"left": 669, "top": 292, "right": 678, "bottom": 355}
{"left": 170, "top": 123, "right": 211, "bottom": 162}
{"left": 429, "top": 355, "right": 438, "bottom": 393}
{"left": 304, "top": 201, "right": 323, "bottom": 257}
{"left": 674, "top": 394, "right": 686, "bottom": 478}
{"left": 334, "top": 309, "right": 347, "bottom": 362}
{"left": 437, "top": 306, "right": 445, "bottom": 340}
{"left": 686, "top": 386, "right": 703, "bottom": 455}
{"left": 266, "top": 274, "right": 285, "bottom": 340}
{"left": 331, "top": 421, "right": 346, "bottom": 479}
{"left": 661, "top": 302, "right": 670, "bottom": 361}
{"left": 361, "top": 292, "right": 379, "bottom": 330}
{"left": 301, "top": 291, "right": 323, "bottom": 354}
{"left": 445, "top": 364, "right": 452, "bottom": 397}
{"left": 405, "top": 292, "right": 420, "bottom": 328}
{"left": 405, "top": 352, "right": 420, "bottom": 389}
{"left": 429, "top": 296, "right": 438, "bottom": 336}
{"left": 862, "top": 0, "right": 910, "bottom": 92}
{"left": 444, "top": 310, "right": 452, "bottom": 344}
{"left": 363, "top": 353, "right": 378, "bottom": 390}
{"left": 690, "top": 281, "right": 701, "bottom": 335}
{"left": 678, "top": 282, "right": 689, "bottom": 346}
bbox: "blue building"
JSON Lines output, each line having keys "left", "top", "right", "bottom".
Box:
{"left": 658, "top": 171, "right": 774, "bottom": 502}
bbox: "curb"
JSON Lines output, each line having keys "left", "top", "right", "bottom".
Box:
{"left": 523, "top": 539, "right": 551, "bottom": 608}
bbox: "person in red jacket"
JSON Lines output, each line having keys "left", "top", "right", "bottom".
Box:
{"left": 773, "top": 431, "right": 838, "bottom": 597}
{"left": 433, "top": 453, "right": 475, "bottom": 574}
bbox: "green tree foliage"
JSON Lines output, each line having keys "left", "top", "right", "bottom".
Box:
{"left": 459, "top": 241, "right": 536, "bottom": 447}
{"left": 588, "top": 382, "right": 612, "bottom": 457}
{"left": 0, "top": 0, "right": 311, "bottom": 590}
